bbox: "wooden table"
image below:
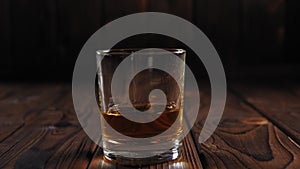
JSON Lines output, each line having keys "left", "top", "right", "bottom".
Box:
{"left": 0, "top": 82, "right": 299, "bottom": 169}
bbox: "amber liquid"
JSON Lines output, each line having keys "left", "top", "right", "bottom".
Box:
{"left": 100, "top": 103, "right": 183, "bottom": 157}
{"left": 101, "top": 104, "right": 182, "bottom": 139}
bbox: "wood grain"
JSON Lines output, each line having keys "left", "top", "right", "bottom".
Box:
{"left": 44, "top": 130, "right": 97, "bottom": 169}
{"left": 0, "top": 84, "right": 68, "bottom": 168}
{"left": 232, "top": 82, "right": 300, "bottom": 145}
{"left": 9, "top": 89, "right": 93, "bottom": 169}
{"left": 1, "top": 83, "right": 300, "bottom": 168}
{"left": 0, "top": 84, "right": 66, "bottom": 125}
{"left": 291, "top": 84, "right": 300, "bottom": 97}
{"left": 0, "top": 84, "right": 203, "bottom": 168}
{"left": 192, "top": 84, "right": 300, "bottom": 168}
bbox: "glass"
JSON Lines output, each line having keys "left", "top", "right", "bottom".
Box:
{"left": 96, "top": 48, "right": 186, "bottom": 165}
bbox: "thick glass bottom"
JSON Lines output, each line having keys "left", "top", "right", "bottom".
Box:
{"left": 103, "top": 143, "right": 182, "bottom": 166}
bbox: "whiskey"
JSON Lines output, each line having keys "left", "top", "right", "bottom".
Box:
{"left": 101, "top": 103, "right": 182, "bottom": 138}
{"left": 99, "top": 102, "right": 183, "bottom": 160}
{"left": 96, "top": 48, "right": 186, "bottom": 163}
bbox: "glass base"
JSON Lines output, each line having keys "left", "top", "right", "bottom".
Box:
{"left": 103, "top": 144, "right": 182, "bottom": 166}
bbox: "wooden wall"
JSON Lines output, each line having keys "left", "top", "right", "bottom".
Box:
{"left": 0, "top": 0, "right": 299, "bottom": 81}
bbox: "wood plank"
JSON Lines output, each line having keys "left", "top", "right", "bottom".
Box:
{"left": 88, "top": 133, "right": 203, "bottom": 169}
{"left": 10, "top": 83, "right": 203, "bottom": 168}
{"left": 0, "top": 83, "right": 29, "bottom": 142}
{"left": 45, "top": 130, "right": 97, "bottom": 169}
{"left": 0, "top": 85, "right": 97, "bottom": 169}
{"left": 0, "top": 84, "right": 72, "bottom": 168}
{"left": 10, "top": 90, "right": 92, "bottom": 169}
{"left": 0, "top": 83, "right": 28, "bottom": 143}
{"left": 0, "top": 83, "right": 60, "bottom": 134}
{"left": 0, "top": 83, "right": 30, "bottom": 142}
{"left": 0, "top": 84, "right": 66, "bottom": 125}
{"left": 232, "top": 82, "right": 300, "bottom": 145}
{"left": 291, "top": 84, "right": 300, "bottom": 97}
{"left": 192, "top": 84, "right": 300, "bottom": 168}
{"left": 2, "top": 83, "right": 299, "bottom": 168}
{"left": 0, "top": 83, "right": 27, "bottom": 100}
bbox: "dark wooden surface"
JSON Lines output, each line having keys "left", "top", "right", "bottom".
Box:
{"left": 0, "top": 82, "right": 299, "bottom": 168}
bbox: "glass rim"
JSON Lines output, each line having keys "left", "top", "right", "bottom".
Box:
{"left": 96, "top": 48, "right": 185, "bottom": 55}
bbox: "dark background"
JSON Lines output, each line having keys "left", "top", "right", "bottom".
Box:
{"left": 0, "top": 0, "right": 299, "bottom": 81}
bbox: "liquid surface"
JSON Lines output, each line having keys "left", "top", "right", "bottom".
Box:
{"left": 101, "top": 104, "right": 182, "bottom": 138}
